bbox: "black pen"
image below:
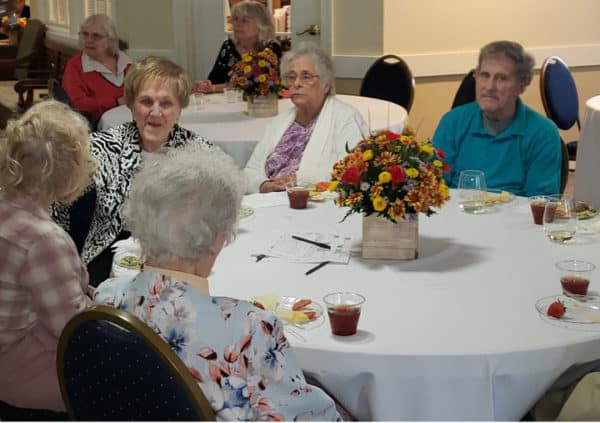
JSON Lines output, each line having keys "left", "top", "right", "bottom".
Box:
{"left": 292, "top": 235, "right": 331, "bottom": 250}
{"left": 305, "top": 261, "right": 330, "bottom": 276}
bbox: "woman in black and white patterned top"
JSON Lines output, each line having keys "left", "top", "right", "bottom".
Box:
{"left": 53, "top": 56, "right": 213, "bottom": 286}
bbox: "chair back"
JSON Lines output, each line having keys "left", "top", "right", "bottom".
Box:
{"left": 560, "top": 137, "right": 569, "bottom": 194}
{"left": 57, "top": 305, "right": 215, "bottom": 421}
{"left": 15, "top": 19, "right": 45, "bottom": 80}
{"left": 451, "top": 69, "right": 476, "bottom": 109}
{"left": 360, "top": 54, "right": 415, "bottom": 112}
{"left": 540, "top": 56, "right": 581, "bottom": 131}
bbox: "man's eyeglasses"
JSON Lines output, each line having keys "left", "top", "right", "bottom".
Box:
{"left": 283, "top": 72, "right": 320, "bottom": 85}
{"left": 79, "top": 31, "right": 108, "bottom": 41}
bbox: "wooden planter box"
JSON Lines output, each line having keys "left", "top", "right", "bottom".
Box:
{"left": 361, "top": 214, "right": 418, "bottom": 260}
{"left": 247, "top": 94, "right": 278, "bottom": 118}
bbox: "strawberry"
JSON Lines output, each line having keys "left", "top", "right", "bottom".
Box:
{"left": 547, "top": 300, "right": 566, "bottom": 318}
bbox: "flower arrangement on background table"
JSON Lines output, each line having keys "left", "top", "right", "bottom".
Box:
{"left": 1, "top": 14, "right": 27, "bottom": 44}
{"left": 227, "top": 47, "right": 283, "bottom": 97}
{"left": 330, "top": 127, "right": 451, "bottom": 222}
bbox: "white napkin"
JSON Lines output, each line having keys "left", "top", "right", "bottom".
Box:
{"left": 243, "top": 192, "right": 289, "bottom": 209}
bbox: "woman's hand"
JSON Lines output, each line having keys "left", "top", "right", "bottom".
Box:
{"left": 194, "top": 80, "right": 214, "bottom": 94}
{"left": 259, "top": 174, "right": 297, "bottom": 193}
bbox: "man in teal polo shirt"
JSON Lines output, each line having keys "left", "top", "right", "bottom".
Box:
{"left": 432, "top": 41, "right": 561, "bottom": 196}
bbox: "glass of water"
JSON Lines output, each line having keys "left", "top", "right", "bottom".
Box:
{"left": 544, "top": 196, "right": 576, "bottom": 243}
{"left": 458, "top": 170, "right": 487, "bottom": 214}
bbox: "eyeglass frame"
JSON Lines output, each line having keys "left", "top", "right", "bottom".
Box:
{"left": 283, "top": 72, "right": 320, "bottom": 86}
{"left": 78, "top": 31, "right": 109, "bottom": 42}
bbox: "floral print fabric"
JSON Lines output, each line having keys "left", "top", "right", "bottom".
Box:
{"left": 94, "top": 270, "right": 341, "bottom": 421}
{"left": 264, "top": 118, "right": 318, "bottom": 178}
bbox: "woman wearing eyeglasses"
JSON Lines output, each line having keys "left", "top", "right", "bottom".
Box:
{"left": 193, "top": 1, "right": 281, "bottom": 95}
{"left": 244, "top": 42, "right": 368, "bottom": 193}
{"left": 62, "top": 14, "right": 132, "bottom": 125}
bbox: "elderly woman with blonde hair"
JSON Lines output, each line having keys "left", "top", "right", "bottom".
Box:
{"left": 62, "top": 14, "right": 132, "bottom": 124}
{"left": 244, "top": 41, "right": 368, "bottom": 193}
{"left": 194, "top": 0, "right": 282, "bottom": 94}
{"left": 54, "top": 56, "right": 214, "bottom": 287}
{"left": 0, "top": 100, "right": 96, "bottom": 412}
{"left": 94, "top": 145, "right": 341, "bottom": 421}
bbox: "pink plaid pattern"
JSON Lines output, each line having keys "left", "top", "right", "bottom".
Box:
{"left": 0, "top": 195, "right": 91, "bottom": 351}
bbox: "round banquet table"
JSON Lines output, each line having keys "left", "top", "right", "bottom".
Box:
{"left": 574, "top": 95, "right": 600, "bottom": 208}
{"left": 111, "top": 192, "right": 600, "bottom": 420}
{"left": 97, "top": 94, "right": 408, "bottom": 168}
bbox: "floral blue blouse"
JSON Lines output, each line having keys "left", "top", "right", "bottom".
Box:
{"left": 93, "top": 270, "right": 341, "bottom": 421}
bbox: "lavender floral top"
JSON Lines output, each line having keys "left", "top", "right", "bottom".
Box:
{"left": 93, "top": 270, "right": 341, "bottom": 421}
{"left": 264, "top": 118, "right": 318, "bottom": 178}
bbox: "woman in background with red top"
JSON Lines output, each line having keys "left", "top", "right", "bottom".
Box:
{"left": 62, "top": 14, "right": 132, "bottom": 126}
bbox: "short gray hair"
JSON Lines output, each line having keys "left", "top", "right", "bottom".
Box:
{"left": 231, "top": 1, "right": 275, "bottom": 47}
{"left": 81, "top": 14, "right": 120, "bottom": 56}
{"left": 477, "top": 40, "right": 535, "bottom": 85}
{"left": 281, "top": 41, "right": 336, "bottom": 96}
{"left": 124, "top": 146, "right": 244, "bottom": 264}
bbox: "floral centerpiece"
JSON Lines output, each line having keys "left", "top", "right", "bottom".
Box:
{"left": 1, "top": 14, "right": 27, "bottom": 44}
{"left": 329, "top": 128, "right": 451, "bottom": 259}
{"left": 228, "top": 47, "right": 283, "bottom": 117}
{"left": 228, "top": 47, "right": 283, "bottom": 97}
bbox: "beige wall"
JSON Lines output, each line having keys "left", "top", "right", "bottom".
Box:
{"left": 383, "top": 0, "right": 600, "bottom": 53}
{"left": 333, "top": 0, "right": 382, "bottom": 55}
{"left": 116, "top": 0, "right": 173, "bottom": 50}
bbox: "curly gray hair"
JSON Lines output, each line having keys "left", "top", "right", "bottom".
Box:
{"left": 477, "top": 40, "right": 535, "bottom": 85}
{"left": 281, "top": 41, "right": 336, "bottom": 96}
{"left": 124, "top": 146, "right": 244, "bottom": 264}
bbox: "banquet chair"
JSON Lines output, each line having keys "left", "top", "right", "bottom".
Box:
{"left": 540, "top": 56, "right": 581, "bottom": 162}
{"left": 451, "top": 69, "right": 476, "bottom": 109}
{"left": 57, "top": 305, "right": 216, "bottom": 421}
{"left": 360, "top": 54, "right": 415, "bottom": 112}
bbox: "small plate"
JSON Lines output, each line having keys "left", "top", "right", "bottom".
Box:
{"left": 275, "top": 296, "right": 323, "bottom": 325}
{"left": 535, "top": 295, "right": 600, "bottom": 324}
{"left": 118, "top": 254, "right": 141, "bottom": 270}
{"left": 239, "top": 205, "right": 254, "bottom": 219}
{"left": 484, "top": 189, "right": 515, "bottom": 206}
{"left": 576, "top": 208, "right": 599, "bottom": 220}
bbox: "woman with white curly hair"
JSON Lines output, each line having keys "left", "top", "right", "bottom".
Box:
{"left": 93, "top": 145, "right": 340, "bottom": 421}
{"left": 0, "top": 100, "right": 96, "bottom": 412}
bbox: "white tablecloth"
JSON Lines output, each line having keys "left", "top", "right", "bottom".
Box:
{"left": 97, "top": 94, "right": 408, "bottom": 168}
{"left": 112, "top": 192, "right": 600, "bottom": 420}
{"left": 574, "top": 95, "right": 600, "bottom": 208}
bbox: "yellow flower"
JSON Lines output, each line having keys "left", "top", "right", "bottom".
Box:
{"left": 420, "top": 144, "right": 434, "bottom": 156}
{"left": 378, "top": 171, "right": 391, "bottom": 183}
{"left": 406, "top": 168, "right": 419, "bottom": 178}
{"left": 372, "top": 196, "right": 387, "bottom": 212}
{"left": 243, "top": 54, "right": 252, "bottom": 62}
{"left": 439, "top": 180, "right": 449, "bottom": 198}
{"left": 243, "top": 65, "right": 252, "bottom": 74}
{"left": 433, "top": 160, "right": 443, "bottom": 168}
{"left": 258, "top": 74, "right": 267, "bottom": 82}
{"left": 328, "top": 181, "right": 339, "bottom": 191}
{"left": 362, "top": 149, "right": 374, "bottom": 161}
{"left": 258, "top": 60, "right": 266, "bottom": 67}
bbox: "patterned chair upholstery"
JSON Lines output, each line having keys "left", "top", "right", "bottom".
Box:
{"left": 57, "top": 305, "right": 215, "bottom": 421}
{"left": 540, "top": 56, "right": 581, "bottom": 161}
{"left": 360, "top": 54, "right": 415, "bottom": 112}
